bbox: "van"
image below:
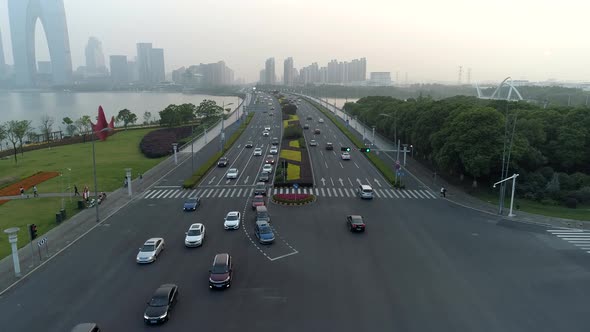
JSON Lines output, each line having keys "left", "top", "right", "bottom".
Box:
{"left": 357, "top": 184, "right": 374, "bottom": 199}
{"left": 256, "top": 205, "right": 271, "bottom": 223}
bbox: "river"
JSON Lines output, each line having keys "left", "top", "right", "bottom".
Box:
{"left": 0, "top": 91, "right": 242, "bottom": 127}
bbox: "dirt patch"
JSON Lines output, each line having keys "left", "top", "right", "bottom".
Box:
{"left": 0, "top": 171, "right": 60, "bottom": 196}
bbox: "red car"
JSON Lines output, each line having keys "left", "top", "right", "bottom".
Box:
{"left": 265, "top": 155, "right": 275, "bottom": 164}
{"left": 346, "top": 215, "right": 365, "bottom": 232}
{"left": 252, "top": 195, "right": 265, "bottom": 210}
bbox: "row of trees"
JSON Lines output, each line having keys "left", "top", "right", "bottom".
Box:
{"left": 158, "top": 100, "right": 226, "bottom": 127}
{"left": 344, "top": 96, "right": 590, "bottom": 207}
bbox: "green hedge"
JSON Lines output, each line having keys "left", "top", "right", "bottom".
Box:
{"left": 305, "top": 99, "right": 399, "bottom": 187}
{"left": 183, "top": 112, "right": 254, "bottom": 188}
{"left": 272, "top": 194, "right": 315, "bottom": 204}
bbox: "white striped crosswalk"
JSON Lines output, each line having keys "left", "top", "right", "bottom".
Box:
{"left": 547, "top": 229, "right": 590, "bottom": 254}
{"left": 143, "top": 187, "right": 437, "bottom": 200}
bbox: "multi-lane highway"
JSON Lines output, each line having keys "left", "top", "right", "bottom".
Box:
{"left": 2, "top": 91, "right": 590, "bottom": 332}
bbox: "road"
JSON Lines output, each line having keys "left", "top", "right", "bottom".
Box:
{"left": 2, "top": 91, "right": 590, "bottom": 332}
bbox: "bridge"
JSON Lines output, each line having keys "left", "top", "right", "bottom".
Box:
{"left": 476, "top": 76, "right": 524, "bottom": 101}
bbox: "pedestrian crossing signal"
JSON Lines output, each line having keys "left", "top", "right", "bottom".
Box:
{"left": 29, "top": 224, "right": 38, "bottom": 240}
{"left": 361, "top": 148, "right": 371, "bottom": 153}
{"left": 341, "top": 147, "right": 351, "bottom": 152}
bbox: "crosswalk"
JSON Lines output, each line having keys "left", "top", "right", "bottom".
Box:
{"left": 143, "top": 187, "right": 437, "bottom": 200}
{"left": 547, "top": 229, "right": 590, "bottom": 254}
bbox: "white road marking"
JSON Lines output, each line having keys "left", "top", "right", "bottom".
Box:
{"left": 218, "top": 188, "right": 226, "bottom": 197}
{"left": 326, "top": 188, "right": 331, "bottom": 197}
{"left": 325, "top": 161, "right": 329, "bottom": 168}
{"left": 230, "top": 188, "right": 236, "bottom": 197}
{"left": 422, "top": 190, "right": 436, "bottom": 198}
{"left": 338, "top": 188, "right": 344, "bottom": 197}
{"left": 373, "top": 190, "right": 381, "bottom": 198}
{"left": 224, "top": 189, "right": 231, "bottom": 197}
{"left": 330, "top": 178, "right": 335, "bottom": 186}
{"left": 353, "top": 162, "right": 360, "bottom": 169}
{"left": 413, "top": 190, "right": 425, "bottom": 198}
{"left": 344, "top": 189, "right": 350, "bottom": 197}
{"left": 339, "top": 162, "right": 344, "bottom": 168}
{"left": 237, "top": 188, "right": 243, "bottom": 197}
{"left": 315, "top": 188, "right": 319, "bottom": 195}
{"left": 332, "top": 188, "right": 339, "bottom": 197}
{"left": 161, "top": 190, "right": 174, "bottom": 198}
{"left": 205, "top": 189, "right": 213, "bottom": 198}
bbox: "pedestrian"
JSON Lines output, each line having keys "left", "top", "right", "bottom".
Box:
{"left": 20, "top": 186, "right": 25, "bottom": 198}
{"left": 139, "top": 173, "right": 143, "bottom": 182}
{"left": 440, "top": 186, "right": 447, "bottom": 198}
{"left": 33, "top": 185, "right": 38, "bottom": 197}
{"left": 74, "top": 185, "right": 80, "bottom": 196}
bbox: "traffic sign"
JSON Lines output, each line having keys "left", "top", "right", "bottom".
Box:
{"left": 293, "top": 183, "right": 299, "bottom": 189}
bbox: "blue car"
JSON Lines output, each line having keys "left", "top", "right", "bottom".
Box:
{"left": 183, "top": 197, "right": 201, "bottom": 211}
{"left": 255, "top": 223, "right": 275, "bottom": 244}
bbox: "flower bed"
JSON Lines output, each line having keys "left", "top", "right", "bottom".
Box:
{"left": 139, "top": 126, "right": 193, "bottom": 158}
{"left": 272, "top": 193, "right": 315, "bottom": 205}
{"left": 0, "top": 171, "right": 60, "bottom": 196}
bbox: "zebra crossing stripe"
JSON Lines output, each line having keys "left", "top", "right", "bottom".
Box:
{"left": 422, "top": 190, "right": 435, "bottom": 199}
{"left": 425, "top": 190, "right": 437, "bottom": 199}
{"left": 224, "top": 189, "right": 231, "bottom": 198}
{"left": 332, "top": 188, "right": 338, "bottom": 197}
{"left": 344, "top": 188, "right": 351, "bottom": 197}
{"left": 315, "top": 188, "right": 319, "bottom": 195}
{"left": 389, "top": 190, "right": 399, "bottom": 198}
{"left": 189, "top": 189, "right": 197, "bottom": 197}
{"left": 159, "top": 190, "right": 172, "bottom": 198}
{"left": 144, "top": 190, "right": 156, "bottom": 198}
{"left": 205, "top": 189, "right": 213, "bottom": 198}
{"left": 229, "top": 189, "right": 235, "bottom": 197}
{"left": 279, "top": 188, "right": 284, "bottom": 194}
{"left": 383, "top": 189, "right": 393, "bottom": 198}
{"left": 169, "top": 190, "right": 181, "bottom": 198}
{"left": 373, "top": 189, "right": 381, "bottom": 198}
{"left": 237, "top": 188, "right": 243, "bottom": 197}
{"left": 249, "top": 188, "right": 254, "bottom": 196}
{"left": 408, "top": 190, "right": 419, "bottom": 198}
{"left": 195, "top": 189, "right": 202, "bottom": 197}
{"left": 303, "top": 188, "right": 307, "bottom": 194}
{"left": 152, "top": 190, "right": 164, "bottom": 198}
{"left": 326, "top": 188, "right": 331, "bottom": 197}
{"left": 412, "top": 190, "right": 425, "bottom": 198}
{"left": 397, "top": 190, "right": 407, "bottom": 198}
{"left": 173, "top": 190, "right": 184, "bottom": 198}
{"left": 217, "top": 189, "right": 225, "bottom": 197}
{"left": 338, "top": 188, "right": 344, "bottom": 197}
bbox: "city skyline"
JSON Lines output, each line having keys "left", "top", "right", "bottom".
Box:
{"left": 1, "top": 0, "right": 590, "bottom": 83}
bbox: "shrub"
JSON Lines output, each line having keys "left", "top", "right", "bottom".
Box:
{"left": 283, "top": 126, "right": 302, "bottom": 139}
{"left": 289, "top": 140, "right": 300, "bottom": 148}
{"left": 272, "top": 193, "right": 315, "bottom": 204}
{"left": 140, "top": 126, "right": 192, "bottom": 158}
{"left": 564, "top": 197, "right": 578, "bottom": 209}
{"left": 298, "top": 137, "right": 306, "bottom": 149}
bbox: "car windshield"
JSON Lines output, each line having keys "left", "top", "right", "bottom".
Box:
{"left": 259, "top": 226, "right": 273, "bottom": 234}
{"left": 226, "top": 214, "right": 238, "bottom": 221}
{"left": 254, "top": 197, "right": 264, "bottom": 202}
{"left": 187, "top": 229, "right": 201, "bottom": 236}
{"left": 212, "top": 264, "right": 228, "bottom": 274}
{"left": 149, "top": 295, "right": 168, "bottom": 307}
{"left": 351, "top": 217, "right": 364, "bottom": 224}
{"left": 186, "top": 198, "right": 198, "bottom": 203}
{"left": 229, "top": 169, "right": 237, "bottom": 173}
{"left": 141, "top": 244, "right": 155, "bottom": 252}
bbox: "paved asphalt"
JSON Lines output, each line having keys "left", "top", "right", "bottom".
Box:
{"left": 2, "top": 92, "right": 590, "bottom": 332}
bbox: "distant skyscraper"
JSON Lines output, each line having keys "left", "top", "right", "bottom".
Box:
{"left": 284, "top": 57, "right": 293, "bottom": 86}
{"left": 8, "top": 0, "right": 73, "bottom": 86}
{"left": 0, "top": 27, "right": 6, "bottom": 74}
{"left": 259, "top": 69, "right": 266, "bottom": 83}
{"left": 265, "top": 58, "right": 275, "bottom": 85}
{"left": 109, "top": 55, "right": 128, "bottom": 84}
{"left": 136, "top": 43, "right": 152, "bottom": 84}
{"left": 85, "top": 37, "right": 106, "bottom": 74}
{"left": 150, "top": 48, "right": 165, "bottom": 83}
{"left": 127, "top": 60, "right": 138, "bottom": 82}
{"left": 37, "top": 61, "right": 51, "bottom": 74}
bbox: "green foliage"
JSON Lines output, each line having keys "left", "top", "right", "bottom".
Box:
{"left": 196, "top": 99, "right": 222, "bottom": 119}
{"left": 116, "top": 109, "right": 138, "bottom": 129}
{"left": 282, "top": 103, "right": 297, "bottom": 115}
{"left": 283, "top": 126, "right": 302, "bottom": 139}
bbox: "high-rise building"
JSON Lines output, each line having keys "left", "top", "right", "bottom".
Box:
{"left": 265, "top": 58, "right": 275, "bottom": 85}
{"left": 369, "top": 72, "right": 392, "bottom": 86}
{"left": 284, "top": 57, "right": 293, "bottom": 86}
{"left": 150, "top": 48, "right": 165, "bottom": 83}
{"left": 85, "top": 37, "right": 106, "bottom": 74}
{"left": 37, "top": 61, "right": 51, "bottom": 74}
{"left": 109, "top": 55, "right": 128, "bottom": 84}
{"left": 0, "top": 27, "right": 6, "bottom": 75}
{"left": 136, "top": 43, "right": 152, "bottom": 84}
{"left": 127, "top": 60, "right": 138, "bottom": 82}
{"left": 8, "top": 0, "right": 73, "bottom": 86}
{"left": 259, "top": 69, "right": 266, "bottom": 83}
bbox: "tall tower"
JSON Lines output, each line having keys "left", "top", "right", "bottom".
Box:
{"left": 458, "top": 66, "right": 463, "bottom": 85}
{"left": 0, "top": 27, "right": 6, "bottom": 73}
{"left": 467, "top": 68, "right": 472, "bottom": 85}
{"left": 8, "top": 0, "right": 73, "bottom": 87}
{"left": 284, "top": 57, "right": 293, "bottom": 86}
{"left": 150, "top": 48, "right": 165, "bottom": 83}
{"left": 136, "top": 43, "right": 153, "bottom": 84}
{"left": 85, "top": 37, "right": 106, "bottom": 74}
{"left": 265, "top": 58, "right": 275, "bottom": 85}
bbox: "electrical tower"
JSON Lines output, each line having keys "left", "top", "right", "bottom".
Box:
{"left": 458, "top": 66, "right": 463, "bottom": 85}
{"left": 467, "top": 68, "right": 472, "bottom": 85}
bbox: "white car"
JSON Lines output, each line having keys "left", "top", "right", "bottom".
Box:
{"left": 224, "top": 211, "right": 241, "bottom": 230}
{"left": 309, "top": 140, "right": 317, "bottom": 146}
{"left": 185, "top": 223, "right": 205, "bottom": 247}
{"left": 262, "top": 130, "right": 270, "bottom": 137}
{"left": 319, "top": 118, "right": 324, "bottom": 123}
{"left": 264, "top": 126, "right": 271, "bottom": 131}
{"left": 341, "top": 152, "right": 351, "bottom": 160}
{"left": 262, "top": 164, "right": 273, "bottom": 173}
{"left": 253, "top": 148, "right": 263, "bottom": 156}
{"left": 269, "top": 146, "right": 278, "bottom": 154}
{"left": 136, "top": 238, "right": 165, "bottom": 264}
{"left": 226, "top": 168, "right": 239, "bottom": 179}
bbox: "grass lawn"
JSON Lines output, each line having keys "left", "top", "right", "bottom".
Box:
{"left": 280, "top": 149, "right": 302, "bottom": 162}
{"left": 0, "top": 128, "right": 166, "bottom": 259}
{"left": 287, "top": 163, "right": 301, "bottom": 180}
{"left": 282, "top": 114, "right": 299, "bottom": 128}
{"left": 0, "top": 128, "right": 164, "bottom": 194}
{"left": 0, "top": 197, "right": 79, "bottom": 259}
{"left": 289, "top": 140, "right": 300, "bottom": 148}
{"left": 472, "top": 190, "right": 590, "bottom": 221}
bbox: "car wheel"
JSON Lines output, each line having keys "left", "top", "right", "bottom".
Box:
{"left": 166, "top": 312, "right": 170, "bottom": 322}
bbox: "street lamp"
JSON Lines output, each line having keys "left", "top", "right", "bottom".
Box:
{"left": 92, "top": 127, "right": 111, "bottom": 223}
{"left": 220, "top": 102, "right": 234, "bottom": 152}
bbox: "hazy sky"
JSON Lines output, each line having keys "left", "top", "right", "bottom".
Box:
{"left": 1, "top": 0, "right": 589, "bottom": 83}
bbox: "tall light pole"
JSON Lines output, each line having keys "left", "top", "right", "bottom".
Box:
{"left": 220, "top": 102, "right": 234, "bottom": 152}
{"left": 92, "top": 127, "right": 111, "bottom": 223}
{"left": 379, "top": 112, "right": 397, "bottom": 148}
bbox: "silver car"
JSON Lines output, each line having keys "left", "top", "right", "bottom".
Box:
{"left": 136, "top": 238, "right": 165, "bottom": 263}
{"left": 185, "top": 223, "right": 205, "bottom": 247}
{"left": 226, "top": 168, "right": 239, "bottom": 179}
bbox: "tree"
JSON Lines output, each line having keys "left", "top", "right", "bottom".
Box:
{"left": 143, "top": 111, "right": 152, "bottom": 125}
{"left": 116, "top": 109, "right": 138, "bottom": 129}
{"left": 39, "top": 115, "right": 54, "bottom": 141}
{"left": 178, "top": 103, "right": 196, "bottom": 123}
{"left": 14, "top": 120, "right": 32, "bottom": 156}
{"left": 195, "top": 100, "right": 222, "bottom": 119}
{"left": 62, "top": 117, "right": 76, "bottom": 136}
{"left": 0, "top": 124, "right": 6, "bottom": 150}
{"left": 74, "top": 115, "right": 92, "bottom": 134}
{"left": 159, "top": 104, "right": 181, "bottom": 127}
{"left": 6, "top": 120, "right": 20, "bottom": 163}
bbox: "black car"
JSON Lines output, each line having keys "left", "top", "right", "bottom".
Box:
{"left": 346, "top": 215, "right": 366, "bottom": 232}
{"left": 271, "top": 138, "right": 279, "bottom": 146}
{"left": 245, "top": 141, "right": 253, "bottom": 148}
{"left": 303, "top": 124, "right": 310, "bottom": 129}
{"left": 306, "top": 116, "right": 313, "bottom": 120}
{"left": 144, "top": 284, "right": 178, "bottom": 324}
{"left": 254, "top": 182, "right": 267, "bottom": 195}
{"left": 326, "top": 142, "right": 333, "bottom": 150}
{"left": 217, "top": 157, "right": 229, "bottom": 167}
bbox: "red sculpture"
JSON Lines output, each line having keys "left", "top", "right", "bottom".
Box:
{"left": 91, "top": 106, "right": 114, "bottom": 141}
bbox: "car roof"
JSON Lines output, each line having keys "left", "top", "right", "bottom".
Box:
{"left": 254, "top": 195, "right": 264, "bottom": 199}
{"left": 227, "top": 211, "right": 240, "bottom": 216}
{"left": 155, "top": 284, "right": 176, "bottom": 296}
{"left": 145, "top": 238, "right": 162, "bottom": 244}
{"left": 213, "top": 253, "right": 229, "bottom": 266}
{"left": 360, "top": 184, "right": 373, "bottom": 190}
{"left": 189, "top": 223, "right": 203, "bottom": 230}
{"left": 256, "top": 182, "right": 265, "bottom": 185}
{"left": 229, "top": 168, "right": 238, "bottom": 171}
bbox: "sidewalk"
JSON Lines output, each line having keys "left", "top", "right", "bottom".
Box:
{"left": 300, "top": 94, "right": 589, "bottom": 230}
{"left": 0, "top": 93, "right": 252, "bottom": 293}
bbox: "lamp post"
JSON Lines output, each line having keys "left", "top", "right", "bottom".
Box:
{"left": 220, "top": 102, "right": 234, "bottom": 152}
{"left": 125, "top": 168, "right": 132, "bottom": 196}
{"left": 4, "top": 227, "right": 21, "bottom": 277}
{"left": 92, "top": 127, "right": 111, "bottom": 223}
{"left": 172, "top": 143, "right": 178, "bottom": 165}
{"left": 493, "top": 174, "right": 520, "bottom": 217}
{"left": 379, "top": 112, "right": 397, "bottom": 148}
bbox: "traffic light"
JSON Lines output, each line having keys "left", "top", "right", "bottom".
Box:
{"left": 341, "top": 147, "right": 350, "bottom": 152}
{"left": 360, "top": 148, "right": 371, "bottom": 153}
{"left": 29, "top": 224, "right": 38, "bottom": 240}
